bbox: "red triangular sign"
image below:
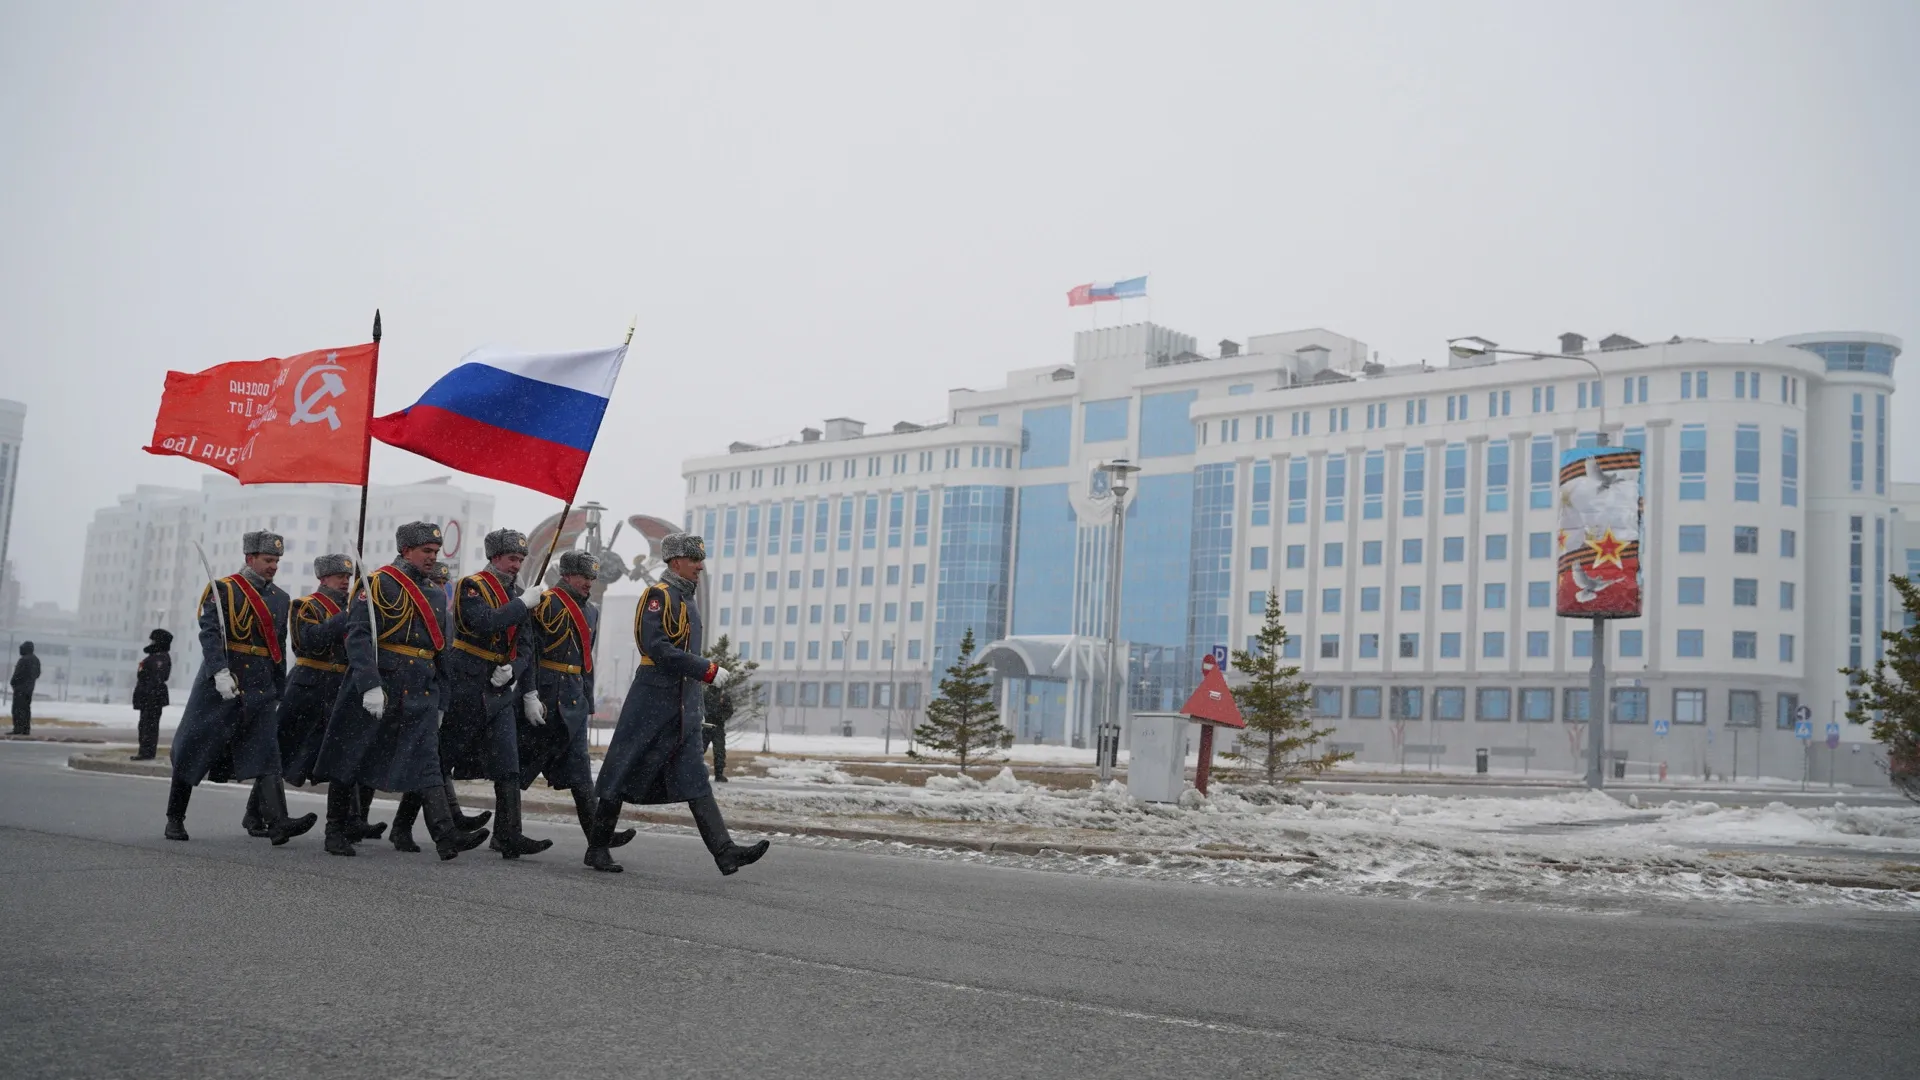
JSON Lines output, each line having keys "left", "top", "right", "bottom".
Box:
{"left": 1179, "top": 662, "right": 1245, "bottom": 729}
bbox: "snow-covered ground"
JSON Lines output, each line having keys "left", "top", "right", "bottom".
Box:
{"left": 14, "top": 701, "right": 184, "bottom": 729}
{"left": 714, "top": 759, "right": 1920, "bottom": 911}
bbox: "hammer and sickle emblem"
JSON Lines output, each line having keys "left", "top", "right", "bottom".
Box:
{"left": 291, "top": 354, "right": 350, "bottom": 431}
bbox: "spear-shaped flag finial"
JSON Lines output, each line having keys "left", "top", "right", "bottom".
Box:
{"left": 372, "top": 309, "right": 383, "bottom": 344}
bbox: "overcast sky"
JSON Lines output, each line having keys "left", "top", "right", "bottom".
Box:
{"left": 2, "top": 1, "right": 1915, "bottom": 609}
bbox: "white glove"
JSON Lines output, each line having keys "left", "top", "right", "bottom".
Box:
{"left": 523, "top": 690, "right": 546, "bottom": 726}
{"left": 361, "top": 687, "right": 386, "bottom": 716}
{"left": 710, "top": 665, "right": 731, "bottom": 685}
{"left": 211, "top": 669, "right": 238, "bottom": 700}
{"left": 490, "top": 664, "right": 514, "bottom": 688}
{"left": 526, "top": 585, "right": 552, "bottom": 607}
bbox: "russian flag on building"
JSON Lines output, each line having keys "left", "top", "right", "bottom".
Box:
{"left": 370, "top": 343, "right": 628, "bottom": 500}
{"left": 1066, "top": 275, "right": 1147, "bottom": 307}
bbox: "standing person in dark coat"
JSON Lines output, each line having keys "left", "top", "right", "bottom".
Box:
{"left": 313, "top": 521, "right": 488, "bottom": 860}
{"left": 9, "top": 641, "right": 39, "bottom": 736}
{"left": 520, "top": 550, "right": 629, "bottom": 855}
{"left": 702, "top": 672, "right": 734, "bottom": 782}
{"left": 414, "top": 527, "right": 551, "bottom": 859}
{"left": 163, "top": 531, "right": 316, "bottom": 845}
{"left": 269, "top": 554, "right": 385, "bottom": 841}
{"left": 130, "top": 630, "right": 172, "bottom": 760}
{"left": 588, "top": 533, "right": 768, "bottom": 875}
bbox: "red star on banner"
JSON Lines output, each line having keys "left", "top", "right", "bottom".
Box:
{"left": 1586, "top": 528, "right": 1626, "bottom": 570}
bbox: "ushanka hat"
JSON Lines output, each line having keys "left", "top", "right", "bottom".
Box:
{"left": 557, "top": 550, "right": 600, "bottom": 579}
{"left": 660, "top": 532, "right": 706, "bottom": 562}
{"left": 485, "top": 528, "right": 529, "bottom": 558}
{"left": 314, "top": 553, "right": 354, "bottom": 577}
{"left": 243, "top": 530, "right": 285, "bottom": 556}
{"left": 396, "top": 521, "right": 443, "bottom": 551}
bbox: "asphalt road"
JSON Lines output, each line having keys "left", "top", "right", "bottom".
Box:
{"left": 1, "top": 741, "right": 1914, "bottom": 1079}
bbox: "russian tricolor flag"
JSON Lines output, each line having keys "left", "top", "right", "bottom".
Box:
{"left": 1066, "top": 276, "right": 1147, "bottom": 307}
{"left": 370, "top": 344, "right": 628, "bottom": 501}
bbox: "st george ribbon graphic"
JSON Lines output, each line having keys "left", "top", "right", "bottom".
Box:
{"left": 145, "top": 343, "right": 377, "bottom": 484}
{"left": 1555, "top": 446, "right": 1644, "bottom": 618}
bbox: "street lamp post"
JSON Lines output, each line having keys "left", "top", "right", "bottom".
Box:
{"left": 1097, "top": 459, "right": 1142, "bottom": 783}
{"left": 1449, "top": 338, "right": 1613, "bottom": 789}
{"left": 838, "top": 627, "right": 853, "bottom": 738}
{"left": 884, "top": 643, "right": 899, "bottom": 754}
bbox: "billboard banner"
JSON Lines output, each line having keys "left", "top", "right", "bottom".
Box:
{"left": 1555, "top": 446, "right": 1644, "bottom": 619}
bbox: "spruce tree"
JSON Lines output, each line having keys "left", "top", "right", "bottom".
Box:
{"left": 911, "top": 628, "right": 1012, "bottom": 771}
{"left": 1218, "top": 591, "right": 1351, "bottom": 785}
{"left": 1841, "top": 575, "right": 1920, "bottom": 804}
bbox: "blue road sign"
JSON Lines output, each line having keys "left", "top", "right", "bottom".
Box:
{"left": 1826, "top": 722, "right": 1841, "bottom": 750}
{"left": 1653, "top": 719, "right": 1670, "bottom": 736}
{"left": 1211, "top": 644, "right": 1229, "bottom": 669}
{"left": 1794, "top": 720, "right": 1813, "bottom": 741}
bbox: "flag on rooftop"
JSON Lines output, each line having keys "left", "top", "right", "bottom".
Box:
{"left": 1066, "top": 276, "right": 1148, "bottom": 307}
{"left": 369, "top": 343, "right": 627, "bottom": 501}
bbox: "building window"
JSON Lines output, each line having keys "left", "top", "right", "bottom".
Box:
{"left": 1397, "top": 633, "right": 1420, "bottom": 659}
{"left": 1405, "top": 398, "right": 1428, "bottom": 425}
{"left": 1676, "top": 629, "right": 1704, "bottom": 657}
{"left": 1677, "top": 577, "right": 1705, "bottom": 605}
{"left": 1678, "top": 424, "right": 1707, "bottom": 501}
{"left": 1443, "top": 443, "right": 1467, "bottom": 515}
{"left": 1400, "top": 586, "right": 1422, "bottom": 612}
{"left": 1564, "top": 688, "right": 1590, "bottom": 723}
{"left": 1678, "top": 525, "right": 1706, "bottom": 553}
{"left": 1248, "top": 590, "right": 1267, "bottom": 615}
{"left": 1441, "top": 585, "right": 1463, "bottom": 611}
{"left": 1250, "top": 546, "right": 1269, "bottom": 571}
{"left": 1527, "top": 581, "right": 1551, "bottom": 608}
{"left": 1781, "top": 428, "right": 1798, "bottom": 507}
{"left": 1282, "top": 636, "right": 1301, "bottom": 660}
{"left": 1439, "top": 633, "right": 1461, "bottom": 658}
{"left": 1358, "top": 634, "right": 1379, "bottom": 659}
{"left": 1403, "top": 538, "right": 1423, "bottom": 564}
{"left": 1729, "top": 689, "right": 1760, "bottom": 728}
{"left": 1486, "top": 533, "right": 1508, "bottom": 560}
{"left": 1351, "top": 687, "right": 1382, "bottom": 718}
{"left": 1619, "top": 630, "right": 1643, "bottom": 657}
{"left": 1732, "top": 630, "right": 1757, "bottom": 660}
{"left": 1673, "top": 689, "right": 1705, "bottom": 725}
{"left": 1732, "top": 578, "right": 1757, "bottom": 606}
{"left": 1360, "top": 587, "right": 1381, "bottom": 612}
{"left": 1286, "top": 459, "right": 1308, "bottom": 525}
{"left": 1319, "top": 635, "right": 1340, "bottom": 659}
{"left": 1324, "top": 542, "right": 1344, "bottom": 568}
{"left": 1391, "top": 686, "right": 1422, "bottom": 719}
{"left": 1082, "top": 398, "right": 1129, "bottom": 443}
{"left": 1733, "top": 425, "right": 1760, "bottom": 503}
{"left": 1311, "top": 686, "right": 1343, "bottom": 717}
{"left": 1781, "top": 529, "right": 1796, "bottom": 558}
{"left": 1482, "top": 631, "right": 1505, "bottom": 658}
{"left": 1442, "top": 536, "right": 1464, "bottom": 563}
{"left": 1363, "top": 450, "right": 1387, "bottom": 520}
{"left": 1403, "top": 447, "right": 1426, "bottom": 517}
{"left": 1612, "top": 688, "right": 1648, "bottom": 724}
{"left": 1485, "top": 440, "right": 1510, "bottom": 512}
{"left": 1528, "top": 436, "right": 1554, "bottom": 509}
{"left": 1851, "top": 393, "right": 1865, "bottom": 491}
{"left": 1531, "top": 385, "right": 1555, "bottom": 413}
{"left": 1362, "top": 540, "right": 1382, "bottom": 566}
{"left": 1283, "top": 590, "right": 1302, "bottom": 614}
{"left": 1325, "top": 453, "right": 1347, "bottom": 522}
{"left": 1779, "top": 581, "right": 1795, "bottom": 610}
{"left": 1322, "top": 588, "right": 1342, "bottom": 614}
{"left": 1485, "top": 583, "right": 1506, "bottom": 609}
{"left": 1251, "top": 461, "right": 1272, "bottom": 527}
{"left": 1286, "top": 544, "right": 1305, "bottom": 569}
{"left": 1733, "top": 526, "right": 1759, "bottom": 554}
{"left": 1529, "top": 531, "right": 1551, "bottom": 559}
{"left": 1434, "top": 687, "right": 1466, "bottom": 720}
{"left": 1572, "top": 630, "right": 1592, "bottom": 658}
{"left": 1140, "top": 389, "right": 1199, "bottom": 458}
{"left": 1779, "top": 634, "right": 1795, "bottom": 663}
{"left": 1521, "top": 688, "right": 1554, "bottom": 722}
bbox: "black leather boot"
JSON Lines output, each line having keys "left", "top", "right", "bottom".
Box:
{"left": 259, "top": 776, "right": 317, "bottom": 846}
{"left": 691, "top": 794, "right": 768, "bottom": 876}
{"left": 423, "top": 784, "right": 488, "bottom": 861}
{"left": 489, "top": 777, "right": 551, "bottom": 858}
{"left": 241, "top": 782, "right": 268, "bottom": 837}
{"left": 165, "top": 778, "right": 192, "bottom": 841}
{"left": 323, "top": 783, "right": 357, "bottom": 856}
{"left": 444, "top": 776, "right": 491, "bottom": 831}
{"left": 583, "top": 797, "right": 623, "bottom": 873}
{"left": 389, "top": 791, "right": 423, "bottom": 852}
{"left": 350, "top": 785, "right": 387, "bottom": 841}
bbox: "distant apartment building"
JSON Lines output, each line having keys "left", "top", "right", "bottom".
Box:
{"left": 0, "top": 399, "right": 25, "bottom": 626}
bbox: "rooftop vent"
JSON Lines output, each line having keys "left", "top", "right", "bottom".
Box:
{"left": 1599, "top": 333, "right": 1642, "bottom": 352}
{"left": 892, "top": 421, "right": 924, "bottom": 434}
{"left": 1219, "top": 339, "right": 1240, "bottom": 358}
{"left": 822, "top": 417, "right": 866, "bottom": 442}
{"left": 800, "top": 427, "right": 822, "bottom": 443}
{"left": 1559, "top": 332, "right": 1586, "bottom": 355}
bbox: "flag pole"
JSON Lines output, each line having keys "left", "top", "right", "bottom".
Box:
{"left": 356, "top": 309, "right": 381, "bottom": 560}
{"left": 530, "top": 318, "right": 636, "bottom": 587}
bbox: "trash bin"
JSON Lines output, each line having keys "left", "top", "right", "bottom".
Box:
{"left": 1475, "top": 748, "right": 1489, "bottom": 775}
{"left": 1613, "top": 758, "right": 1627, "bottom": 779}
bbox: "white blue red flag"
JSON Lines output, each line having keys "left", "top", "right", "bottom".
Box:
{"left": 370, "top": 343, "right": 627, "bottom": 501}
{"left": 1067, "top": 276, "right": 1147, "bottom": 307}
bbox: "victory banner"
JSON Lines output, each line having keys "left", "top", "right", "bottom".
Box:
{"left": 145, "top": 343, "right": 377, "bottom": 484}
{"left": 1555, "top": 446, "right": 1643, "bottom": 619}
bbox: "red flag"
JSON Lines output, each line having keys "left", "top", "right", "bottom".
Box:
{"left": 145, "top": 343, "right": 377, "bottom": 485}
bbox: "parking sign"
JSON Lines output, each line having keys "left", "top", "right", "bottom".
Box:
{"left": 1211, "top": 644, "right": 1229, "bottom": 670}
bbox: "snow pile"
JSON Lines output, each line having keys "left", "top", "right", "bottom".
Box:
{"left": 756, "top": 759, "right": 886, "bottom": 786}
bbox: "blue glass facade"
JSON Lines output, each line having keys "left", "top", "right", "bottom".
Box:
{"left": 1082, "top": 398, "right": 1130, "bottom": 443}
{"left": 1020, "top": 405, "right": 1072, "bottom": 469}
{"left": 934, "top": 485, "right": 1013, "bottom": 667}
{"left": 1139, "top": 390, "right": 1198, "bottom": 458}
{"left": 1791, "top": 340, "right": 1900, "bottom": 375}
{"left": 1123, "top": 472, "right": 1194, "bottom": 709}
{"left": 1186, "top": 464, "right": 1235, "bottom": 671}
{"left": 1012, "top": 483, "right": 1075, "bottom": 635}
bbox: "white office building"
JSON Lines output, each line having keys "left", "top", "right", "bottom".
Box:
{"left": 76, "top": 474, "right": 495, "bottom": 696}
{"left": 0, "top": 399, "right": 25, "bottom": 626}
{"left": 683, "top": 324, "right": 1903, "bottom": 784}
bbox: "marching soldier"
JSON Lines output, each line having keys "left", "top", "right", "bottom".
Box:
{"left": 588, "top": 533, "right": 768, "bottom": 875}
{"left": 519, "top": 549, "right": 626, "bottom": 855}
{"left": 163, "top": 531, "right": 316, "bottom": 845}
{"left": 313, "top": 521, "right": 489, "bottom": 860}
{"left": 130, "top": 629, "right": 172, "bottom": 760}
{"left": 271, "top": 554, "right": 385, "bottom": 842}
{"left": 410, "top": 528, "right": 551, "bottom": 859}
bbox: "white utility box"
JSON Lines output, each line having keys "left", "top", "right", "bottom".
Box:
{"left": 1126, "top": 711, "right": 1190, "bottom": 803}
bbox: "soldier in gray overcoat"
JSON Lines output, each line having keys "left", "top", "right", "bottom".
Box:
{"left": 519, "top": 549, "right": 629, "bottom": 855}
{"left": 395, "top": 528, "right": 550, "bottom": 856}
{"left": 164, "top": 531, "right": 316, "bottom": 846}
{"left": 313, "top": 521, "right": 488, "bottom": 860}
{"left": 587, "top": 533, "right": 768, "bottom": 875}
